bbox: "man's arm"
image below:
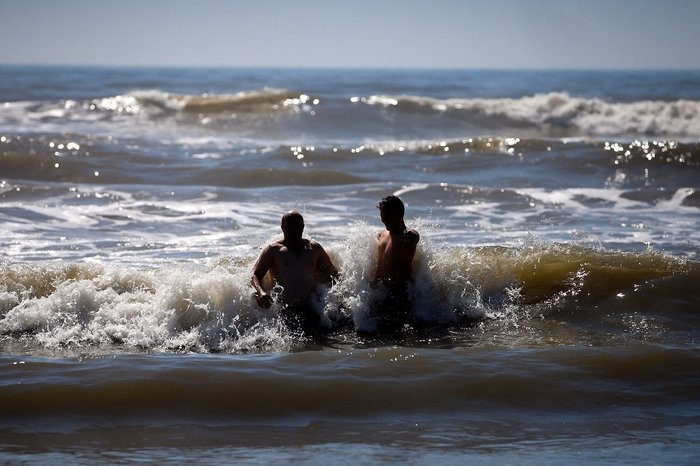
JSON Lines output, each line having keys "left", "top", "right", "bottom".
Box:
{"left": 405, "top": 229, "right": 419, "bottom": 244}
{"left": 315, "top": 243, "right": 339, "bottom": 285}
{"left": 403, "top": 229, "right": 419, "bottom": 261}
{"left": 404, "top": 229, "right": 419, "bottom": 247}
{"left": 251, "top": 245, "right": 275, "bottom": 308}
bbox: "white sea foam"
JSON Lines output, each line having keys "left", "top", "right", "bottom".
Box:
{"left": 1, "top": 177, "right": 697, "bottom": 267}
{"left": 4, "top": 228, "right": 692, "bottom": 355}
{"left": 0, "top": 260, "right": 291, "bottom": 353}
{"left": 0, "top": 222, "right": 507, "bottom": 351}
{"left": 364, "top": 92, "right": 700, "bottom": 137}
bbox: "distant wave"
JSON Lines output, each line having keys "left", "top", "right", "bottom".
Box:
{"left": 3, "top": 89, "right": 699, "bottom": 138}
{"left": 94, "top": 88, "right": 310, "bottom": 114}
{"left": 0, "top": 89, "right": 326, "bottom": 139}
{"left": 0, "top": 88, "right": 314, "bottom": 126}
{"left": 97, "top": 89, "right": 700, "bottom": 137}
{"left": 362, "top": 92, "right": 700, "bottom": 137}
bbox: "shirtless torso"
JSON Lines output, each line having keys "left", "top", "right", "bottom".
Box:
{"left": 252, "top": 238, "right": 337, "bottom": 308}
{"left": 372, "top": 226, "right": 420, "bottom": 333}
{"left": 374, "top": 228, "right": 420, "bottom": 287}
{"left": 372, "top": 196, "right": 420, "bottom": 333}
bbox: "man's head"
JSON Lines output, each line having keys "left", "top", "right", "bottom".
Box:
{"left": 377, "top": 195, "right": 405, "bottom": 230}
{"left": 281, "top": 210, "right": 305, "bottom": 241}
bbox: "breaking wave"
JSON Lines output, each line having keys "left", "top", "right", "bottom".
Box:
{"left": 362, "top": 92, "right": 700, "bottom": 137}
{"left": 4, "top": 89, "right": 700, "bottom": 139}
{"left": 1, "top": 236, "right": 697, "bottom": 355}
{"left": 92, "top": 88, "right": 308, "bottom": 115}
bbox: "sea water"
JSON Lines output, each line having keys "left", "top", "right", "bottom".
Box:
{"left": 1, "top": 67, "right": 699, "bottom": 464}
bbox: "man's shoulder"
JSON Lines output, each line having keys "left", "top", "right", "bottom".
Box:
{"left": 263, "top": 240, "right": 285, "bottom": 252}
{"left": 403, "top": 228, "right": 420, "bottom": 243}
{"left": 307, "top": 238, "right": 326, "bottom": 251}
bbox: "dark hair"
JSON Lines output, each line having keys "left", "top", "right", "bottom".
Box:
{"left": 377, "top": 195, "right": 405, "bottom": 216}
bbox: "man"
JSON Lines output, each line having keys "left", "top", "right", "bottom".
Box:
{"left": 373, "top": 195, "right": 420, "bottom": 332}
{"left": 251, "top": 211, "right": 339, "bottom": 332}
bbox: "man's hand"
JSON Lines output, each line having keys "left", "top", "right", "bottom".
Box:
{"left": 256, "top": 292, "right": 274, "bottom": 308}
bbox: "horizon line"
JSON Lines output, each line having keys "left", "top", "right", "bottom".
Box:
{"left": 1, "top": 62, "right": 700, "bottom": 73}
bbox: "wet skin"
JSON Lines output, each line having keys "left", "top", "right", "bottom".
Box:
{"left": 251, "top": 211, "right": 338, "bottom": 309}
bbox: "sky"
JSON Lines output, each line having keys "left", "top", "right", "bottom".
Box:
{"left": 1, "top": 0, "right": 699, "bottom": 69}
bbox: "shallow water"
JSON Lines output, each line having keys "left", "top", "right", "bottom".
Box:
{"left": 1, "top": 66, "right": 699, "bottom": 463}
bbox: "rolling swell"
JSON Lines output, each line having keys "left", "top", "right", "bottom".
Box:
{"left": 1, "top": 244, "right": 697, "bottom": 355}
{"left": 2, "top": 345, "right": 699, "bottom": 425}
{"left": 2, "top": 134, "right": 698, "bottom": 189}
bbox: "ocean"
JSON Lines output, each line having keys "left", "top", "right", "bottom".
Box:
{"left": 1, "top": 66, "right": 699, "bottom": 464}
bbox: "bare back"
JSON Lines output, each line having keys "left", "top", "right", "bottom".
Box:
{"left": 374, "top": 228, "right": 420, "bottom": 286}
{"left": 253, "top": 238, "right": 336, "bottom": 307}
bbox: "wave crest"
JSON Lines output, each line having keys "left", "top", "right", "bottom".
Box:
{"left": 92, "top": 88, "right": 309, "bottom": 115}
{"left": 1, "top": 240, "right": 697, "bottom": 355}
{"left": 363, "top": 92, "right": 700, "bottom": 137}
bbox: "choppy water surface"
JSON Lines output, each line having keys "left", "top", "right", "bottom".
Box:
{"left": 1, "top": 67, "right": 699, "bottom": 464}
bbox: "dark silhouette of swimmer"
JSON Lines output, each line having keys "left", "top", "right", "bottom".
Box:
{"left": 251, "top": 211, "right": 339, "bottom": 332}
{"left": 373, "top": 195, "right": 420, "bottom": 332}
